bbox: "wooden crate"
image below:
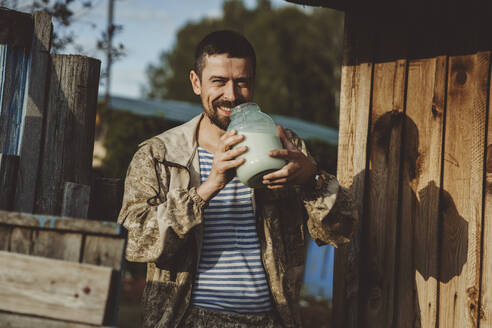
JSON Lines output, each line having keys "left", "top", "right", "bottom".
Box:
{"left": 0, "top": 210, "right": 125, "bottom": 327}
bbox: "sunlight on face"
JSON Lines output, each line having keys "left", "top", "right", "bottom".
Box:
{"left": 191, "top": 54, "right": 254, "bottom": 130}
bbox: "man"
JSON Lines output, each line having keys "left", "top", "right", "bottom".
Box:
{"left": 118, "top": 30, "right": 356, "bottom": 328}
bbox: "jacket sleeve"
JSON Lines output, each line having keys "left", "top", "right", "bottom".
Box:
{"left": 285, "top": 129, "right": 357, "bottom": 247}
{"left": 117, "top": 138, "right": 207, "bottom": 263}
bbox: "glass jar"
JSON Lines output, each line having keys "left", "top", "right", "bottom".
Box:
{"left": 227, "top": 102, "right": 286, "bottom": 188}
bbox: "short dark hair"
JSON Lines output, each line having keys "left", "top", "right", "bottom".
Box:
{"left": 194, "top": 30, "right": 256, "bottom": 79}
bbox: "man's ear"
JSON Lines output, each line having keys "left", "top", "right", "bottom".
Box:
{"left": 190, "top": 70, "right": 201, "bottom": 95}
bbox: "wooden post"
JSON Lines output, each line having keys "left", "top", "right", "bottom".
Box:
{"left": 14, "top": 11, "right": 52, "bottom": 213}
{"left": 35, "top": 54, "right": 100, "bottom": 216}
{"left": 332, "top": 11, "right": 373, "bottom": 328}
{"left": 61, "top": 182, "right": 91, "bottom": 219}
{"left": 0, "top": 154, "right": 19, "bottom": 210}
{"left": 0, "top": 45, "right": 29, "bottom": 155}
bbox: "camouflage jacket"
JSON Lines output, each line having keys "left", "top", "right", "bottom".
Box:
{"left": 118, "top": 114, "right": 356, "bottom": 328}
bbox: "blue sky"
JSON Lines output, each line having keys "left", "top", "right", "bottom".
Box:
{"left": 42, "top": 0, "right": 302, "bottom": 99}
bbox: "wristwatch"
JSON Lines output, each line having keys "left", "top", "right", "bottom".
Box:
{"left": 310, "top": 167, "right": 326, "bottom": 192}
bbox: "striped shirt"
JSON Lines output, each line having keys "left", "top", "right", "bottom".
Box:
{"left": 191, "top": 146, "right": 273, "bottom": 313}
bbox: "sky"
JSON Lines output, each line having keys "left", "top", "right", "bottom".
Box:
{"left": 32, "top": 0, "right": 303, "bottom": 99}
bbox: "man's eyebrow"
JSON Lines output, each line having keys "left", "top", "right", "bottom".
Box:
{"left": 209, "top": 75, "right": 227, "bottom": 80}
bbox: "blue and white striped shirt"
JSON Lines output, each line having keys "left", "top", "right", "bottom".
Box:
{"left": 191, "top": 146, "right": 273, "bottom": 313}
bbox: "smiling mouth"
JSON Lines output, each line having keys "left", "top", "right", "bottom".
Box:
{"left": 218, "top": 106, "right": 233, "bottom": 114}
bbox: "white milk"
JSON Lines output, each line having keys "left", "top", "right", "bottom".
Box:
{"left": 235, "top": 132, "right": 286, "bottom": 188}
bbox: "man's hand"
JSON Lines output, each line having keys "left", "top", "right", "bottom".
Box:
{"left": 262, "top": 125, "right": 316, "bottom": 190}
{"left": 197, "top": 130, "right": 247, "bottom": 201}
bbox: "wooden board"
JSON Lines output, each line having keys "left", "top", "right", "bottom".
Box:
{"left": 31, "top": 230, "right": 82, "bottom": 262}
{"left": 0, "top": 210, "right": 121, "bottom": 236}
{"left": 0, "top": 312, "right": 113, "bottom": 328}
{"left": 14, "top": 10, "right": 53, "bottom": 213}
{"left": 82, "top": 235, "right": 125, "bottom": 270}
{"left": 61, "top": 182, "right": 91, "bottom": 219}
{"left": 438, "top": 52, "right": 489, "bottom": 328}
{"left": 9, "top": 227, "right": 32, "bottom": 255}
{"left": 0, "top": 154, "right": 19, "bottom": 210}
{"left": 332, "top": 10, "right": 373, "bottom": 328}
{"left": 0, "top": 44, "right": 29, "bottom": 155}
{"left": 35, "top": 54, "right": 100, "bottom": 215}
{"left": 479, "top": 49, "right": 492, "bottom": 328}
{"left": 0, "top": 225, "right": 10, "bottom": 250}
{"left": 360, "top": 15, "right": 407, "bottom": 328}
{"left": 0, "top": 8, "right": 33, "bottom": 48}
{"left": 395, "top": 55, "right": 446, "bottom": 328}
{"left": 0, "top": 251, "right": 114, "bottom": 325}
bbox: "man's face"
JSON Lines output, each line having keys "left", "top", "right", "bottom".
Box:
{"left": 190, "top": 54, "right": 254, "bottom": 130}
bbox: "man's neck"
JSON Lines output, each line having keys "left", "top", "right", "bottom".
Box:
{"left": 197, "top": 115, "right": 226, "bottom": 154}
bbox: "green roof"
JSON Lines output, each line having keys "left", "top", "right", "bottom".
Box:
{"left": 106, "top": 96, "right": 338, "bottom": 145}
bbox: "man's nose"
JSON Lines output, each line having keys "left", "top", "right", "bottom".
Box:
{"left": 223, "top": 81, "right": 238, "bottom": 102}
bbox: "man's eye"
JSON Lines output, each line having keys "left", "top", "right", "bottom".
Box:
{"left": 213, "top": 79, "right": 226, "bottom": 84}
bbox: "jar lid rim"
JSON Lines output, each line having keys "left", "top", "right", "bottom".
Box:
{"left": 231, "top": 102, "right": 260, "bottom": 113}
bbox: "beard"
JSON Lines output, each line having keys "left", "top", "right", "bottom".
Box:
{"left": 206, "top": 99, "right": 243, "bottom": 130}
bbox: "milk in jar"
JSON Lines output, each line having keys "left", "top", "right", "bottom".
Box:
{"left": 227, "top": 102, "right": 285, "bottom": 188}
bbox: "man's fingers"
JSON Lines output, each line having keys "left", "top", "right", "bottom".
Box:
{"left": 266, "top": 183, "right": 287, "bottom": 190}
{"left": 277, "top": 125, "right": 297, "bottom": 151}
{"left": 221, "top": 134, "right": 245, "bottom": 152}
{"left": 222, "top": 146, "right": 248, "bottom": 161}
{"left": 269, "top": 149, "right": 296, "bottom": 159}
{"left": 262, "top": 162, "right": 298, "bottom": 180}
{"left": 220, "top": 158, "right": 245, "bottom": 170}
{"left": 263, "top": 177, "right": 289, "bottom": 185}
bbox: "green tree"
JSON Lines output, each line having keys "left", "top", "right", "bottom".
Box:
{"left": 145, "top": 0, "right": 343, "bottom": 128}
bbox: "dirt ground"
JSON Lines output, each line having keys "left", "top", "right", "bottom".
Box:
{"left": 117, "top": 270, "right": 332, "bottom": 328}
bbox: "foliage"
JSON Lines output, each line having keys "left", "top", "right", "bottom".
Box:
{"left": 145, "top": 0, "right": 343, "bottom": 128}
{"left": 2, "top": 0, "right": 125, "bottom": 56}
{"left": 96, "top": 103, "right": 178, "bottom": 178}
{"left": 305, "top": 138, "right": 338, "bottom": 175}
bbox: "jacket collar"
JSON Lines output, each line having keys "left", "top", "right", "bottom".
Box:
{"left": 153, "top": 113, "right": 204, "bottom": 168}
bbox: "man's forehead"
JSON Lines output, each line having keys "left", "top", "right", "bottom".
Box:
{"left": 202, "top": 54, "right": 253, "bottom": 75}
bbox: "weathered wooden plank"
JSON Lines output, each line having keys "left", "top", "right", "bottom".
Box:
{"left": 0, "top": 154, "right": 19, "bottom": 210}
{"left": 479, "top": 49, "right": 492, "bottom": 328}
{"left": 0, "top": 44, "right": 6, "bottom": 110}
{"left": 0, "top": 312, "right": 114, "bottom": 328}
{"left": 438, "top": 52, "right": 489, "bottom": 328}
{"left": 35, "top": 54, "right": 100, "bottom": 215}
{"left": 82, "top": 235, "right": 125, "bottom": 325}
{"left": 14, "top": 10, "right": 53, "bottom": 213}
{"left": 395, "top": 55, "right": 446, "bottom": 328}
{"left": 31, "top": 230, "right": 82, "bottom": 262}
{"left": 332, "top": 10, "right": 373, "bottom": 328}
{"left": 0, "top": 45, "right": 29, "bottom": 155}
{"left": 82, "top": 235, "right": 125, "bottom": 270}
{"left": 9, "top": 227, "right": 32, "bottom": 254}
{"left": 0, "top": 251, "right": 114, "bottom": 325}
{"left": 61, "top": 182, "right": 91, "bottom": 219}
{"left": 0, "top": 210, "right": 122, "bottom": 236}
{"left": 360, "top": 15, "right": 407, "bottom": 328}
{"left": 0, "top": 225, "right": 11, "bottom": 250}
{"left": 0, "top": 8, "right": 33, "bottom": 48}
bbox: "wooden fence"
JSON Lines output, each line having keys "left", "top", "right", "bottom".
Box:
{"left": 332, "top": 1, "right": 492, "bottom": 327}
{"left": 0, "top": 8, "right": 125, "bottom": 326}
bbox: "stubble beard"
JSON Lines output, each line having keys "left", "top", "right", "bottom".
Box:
{"left": 207, "top": 99, "right": 243, "bottom": 130}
